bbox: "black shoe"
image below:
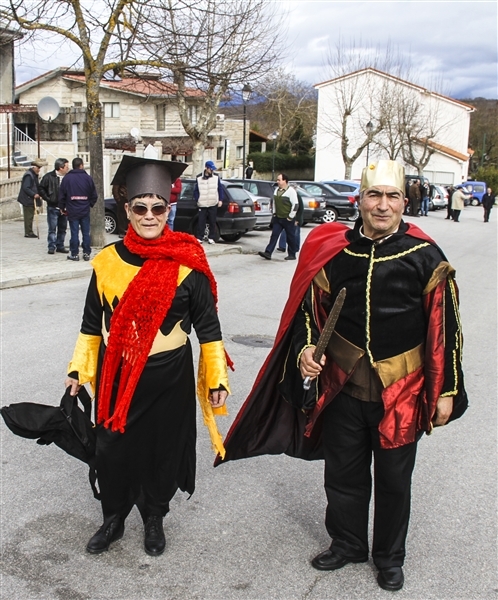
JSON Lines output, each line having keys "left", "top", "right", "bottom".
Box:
{"left": 276, "top": 248, "right": 285, "bottom": 252}
{"left": 48, "top": 248, "right": 55, "bottom": 254}
{"left": 311, "top": 549, "right": 367, "bottom": 571}
{"left": 83, "top": 253, "right": 91, "bottom": 261}
{"left": 56, "top": 247, "right": 69, "bottom": 253}
{"left": 258, "top": 251, "right": 271, "bottom": 260}
{"left": 24, "top": 233, "right": 38, "bottom": 238}
{"left": 144, "top": 515, "right": 165, "bottom": 556}
{"left": 67, "top": 254, "right": 79, "bottom": 261}
{"left": 377, "top": 566, "right": 404, "bottom": 591}
{"left": 86, "top": 518, "right": 124, "bottom": 554}
{"left": 284, "top": 255, "right": 296, "bottom": 261}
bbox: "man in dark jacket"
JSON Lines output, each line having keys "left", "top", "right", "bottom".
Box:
{"left": 59, "top": 157, "right": 98, "bottom": 261}
{"left": 39, "top": 158, "right": 70, "bottom": 254}
{"left": 482, "top": 187, "right": 495, "bottom": 222}
{"left": 17, "top": 159, "right": 43, "bottom": 238}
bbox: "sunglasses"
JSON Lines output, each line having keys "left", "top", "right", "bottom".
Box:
{"left": 130, "top": 204, "right": 168, "bottom": 216}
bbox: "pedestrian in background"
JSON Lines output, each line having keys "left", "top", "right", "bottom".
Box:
{"left": 258, "top": 173, "right": 299, "bottom": 261}
{"left": 420, "top": 180, "right": 430, "bottom": 216}
{"left": 39, "top": 158, "right": 70, "bottom": 254}
{"left": 59, "top": 157, "right": 98, "bottom": 261}
{"left": 277, "top": 184, "right": 304, "bottom": 254}
{"left": 482, "top": 187, "right": 495, "bottom": 222}
{"left": 451, "top": 186, "right": 466, "bottom": 222}
{"left": 17, "top": 159, "right": 43, "bottom": 238}
{"left": 245, "top": 162, "right": 254, "bottom": 179}
{"left": 167, "top": 177, "right": 182, "bottom": 231}
{"left": 193, "top": 161, "right": 224, "bottom": 244}
{"left": 445, "top": 185, "right": 455, "bottom": 220}
{"left": 408, "top": 179, "right": 421, "bottom": 217}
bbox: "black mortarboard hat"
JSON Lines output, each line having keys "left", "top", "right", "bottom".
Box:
{"left": 111, "top": 155, "right": 188, "bottom": 202}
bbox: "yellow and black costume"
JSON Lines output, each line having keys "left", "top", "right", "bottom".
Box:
{"left": 69, "top": 233, "right": 230, "bottom": 524}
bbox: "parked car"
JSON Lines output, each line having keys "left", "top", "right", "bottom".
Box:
{"left": 294, "top": 186, "right": 327, "bottom": 224}
{"left": 291, "top": 181, "right": 357, "bottom": 222}
{"left": 429, "top": 185, "right": 448, "bottom": 211}
{"left": 226, "top": 178, "right": 277, "bottom": 203}
{"left": 105, "top": 196, "right": 118, "bottom": 234}
{"left": 321, "top": 179, "right": 360, "bottom": 195}
{"left": 243, "top": 189, "right": 272, "bottom": 229}
{"left": 461, "top": 181, "right": 487, "bottom": 205}
{"left": 174, "top": 179, "right": 257, "bottom": 242}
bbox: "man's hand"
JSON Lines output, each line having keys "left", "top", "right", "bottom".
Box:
{"left": 217, "top": 201, "right": 222, "bottom": 207}
{"left": 209, "top": 388, "right": 228, "bottom": 408}
{"left": 65, "top": 376, "right": 81, "bottom": 397}
{"left": 433, "top": 396, "right": 453, "bottom": 426}
{"left": 299, "top": 346, "right": 326, "bottom": 380}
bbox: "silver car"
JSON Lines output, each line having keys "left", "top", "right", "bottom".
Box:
{"left": 430, "top": 185, "right": 448, "bottom": 210}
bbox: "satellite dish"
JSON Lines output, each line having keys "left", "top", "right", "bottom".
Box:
{"left": 130, "top": 127, "right": 140, "bottom": 140}
{"left": 37, "top": 97, "right": 60, "bottom": 122}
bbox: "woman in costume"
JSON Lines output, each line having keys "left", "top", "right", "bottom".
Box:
{"left": 65, "top": 156, "right": 231, "bottom": 556}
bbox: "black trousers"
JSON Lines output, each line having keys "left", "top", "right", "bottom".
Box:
{"left": 452, "top": 209, "right": 461, "bottom": 222}
{"left": 197, "top": 205, "right": 217, "bottom": 240}
{"left": 322, "top": 392, "right": 419, "bottom": 568}
{"left": 265, "top": 217, "right": 298, "bottom": 257}
{"left": 483, "top": 207, "right": 492, "bottom": 222}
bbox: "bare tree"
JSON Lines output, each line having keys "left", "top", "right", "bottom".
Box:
{"left": 140, "top": 0, "right": 284, "bottom": 174}
{"left": 321, "top": 39, "right": 413, "bottom": 178}
{"left": 3, "top": 0, "right": 284, "bottom": 242}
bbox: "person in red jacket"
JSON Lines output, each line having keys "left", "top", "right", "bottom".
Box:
{"left": 216, "top": 160, "right": 467, "bottom": 593}
{"left": 167, "top": 177, "right": 182, "bottom": 231}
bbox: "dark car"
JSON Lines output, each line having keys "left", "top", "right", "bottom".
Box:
{"left": 226, "top": 178, "right": 277, "bottom": 202}
{"left": 291, "top": 181, "right": 357, "bottom": 222}
{"left": 174, "top": 179, "right": 257, "bottom": 242}
{"left": 293, "top": 185, "right": 327, "bottom": 224}
{"left": 105, "top": 196, "right": 118, "bottom": 234}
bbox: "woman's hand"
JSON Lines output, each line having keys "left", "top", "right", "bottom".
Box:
{"left": 299, "top": 346, "right": 326, "bottom": 380}
{"left": 432, "top": 396, "right": 453, "bottom": 426}
{"left": 209, "top": 388, "right": 228, "bottom": 408}
{"left": 65, "top": 376, "right": 81, "bottom": 397}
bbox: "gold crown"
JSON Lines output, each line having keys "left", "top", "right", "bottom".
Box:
{"left": 360, "top": 160, "right": 405, "bottom": 192}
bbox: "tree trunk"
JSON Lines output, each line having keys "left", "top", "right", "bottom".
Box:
{"left": 344, "top": 161, "right": 353, "bottom": 179}
{"left": 86, "top": 90, "right": 106, "bottom": 248}
{"left": 191, "top": 140, "right": 206, "bottom": 176}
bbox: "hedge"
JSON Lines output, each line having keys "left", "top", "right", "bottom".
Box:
{"left": 248, "top": 152, "right": 315, "bottom": 172}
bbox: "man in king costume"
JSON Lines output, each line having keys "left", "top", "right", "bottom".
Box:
{"left": 66, "top": 156, "right": 232, "bottom": 557}
{"left": 216, "top": 160, "right": 467, "bottom": 592}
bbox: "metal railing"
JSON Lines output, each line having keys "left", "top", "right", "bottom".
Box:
{"left": 14, "top": 126, "right": 58, "bottom": 163}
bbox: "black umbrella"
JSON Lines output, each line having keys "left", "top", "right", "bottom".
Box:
{"left": 1, "top": 386, "right": 100, "bottom": 499}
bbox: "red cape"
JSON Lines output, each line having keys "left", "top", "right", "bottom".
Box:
{"left": 215, "top": 221, "right": 445, "bottom": 466}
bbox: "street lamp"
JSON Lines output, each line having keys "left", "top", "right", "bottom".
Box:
{"left": 241, "top": 84, "right": 251, "bottom": 180}
{"left": 270, "top": 131, "right": 278, "bottom": 181}
{"left": 366, "top": 120, "right": 374, "bottom": 166}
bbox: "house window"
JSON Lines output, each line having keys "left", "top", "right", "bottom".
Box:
{"left": 185, "top": 154, "right": 193, "bottom": 162}
{"left": 236, "top": 145, "right": 243, "bottom": 159}
{"left": 74, "top": 102, "right": 82, "bottom": 107}
{"left": 156, "top": 104, "right": 166, "bottom": 131}
{"left": 104, "top": 102, "right": 120, "bottom": 118}
{"left": 188, "top": 105, "right": 197, "bottom": 125}
{"left": 217, "top": 147, "right": 223, "bottom": 161}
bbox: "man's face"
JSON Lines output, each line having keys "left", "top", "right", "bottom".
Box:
{"left": 32, "top": 166, "right": 41, "bottom": 175}
{"left": 276, "top": 175, "right": 286, "bottom": 189}
{"left": 359, "top": 185, "right": 407, "bottom": 239}
{"left": 487, "top": 187, "right": 492, "bottom": 194}
{"left": 205, "top": 167, "right": 213, "bottom": 175}
{"left": 58, "top": 162, "right": 69, "bottom": 175}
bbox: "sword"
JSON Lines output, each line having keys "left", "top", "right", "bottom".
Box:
{"left": 303, "top": 287, "right": 346, "bottom": 390}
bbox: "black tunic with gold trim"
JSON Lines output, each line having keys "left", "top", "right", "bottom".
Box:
{"left": 69, "top": 241, "right": 230, "bottom": 521}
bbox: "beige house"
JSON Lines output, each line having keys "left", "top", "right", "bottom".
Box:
{"left": 15, "top": 68, "right": 248, "bottom": 176}
{"left": 314, "top": 68, "right": 474, "bottom": 185}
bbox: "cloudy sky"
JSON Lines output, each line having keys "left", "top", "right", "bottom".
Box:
{"left": 14, "top": 0, "right": 497, "bottom": 99}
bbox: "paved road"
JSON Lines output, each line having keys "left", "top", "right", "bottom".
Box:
{"left": 1, "top": 208, "right": 496, "bottom": 599}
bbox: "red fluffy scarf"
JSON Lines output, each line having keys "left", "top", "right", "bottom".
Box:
{"left": 97, "top": 225, "right": 232, "bottom": 433}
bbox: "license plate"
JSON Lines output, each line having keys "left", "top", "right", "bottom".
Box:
{"left": 242, "top": 206, "right": 252, "bottom": 213}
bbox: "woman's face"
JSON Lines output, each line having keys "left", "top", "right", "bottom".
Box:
{"left": 125, "top": 194, "right": 170, "bottom": 240}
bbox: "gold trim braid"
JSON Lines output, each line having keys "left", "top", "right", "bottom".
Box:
{"left": 197, "top": 340, "right": 231, "bottom": 458}
{"left": 68, "top": 333, "right": 102, "bottom": 395}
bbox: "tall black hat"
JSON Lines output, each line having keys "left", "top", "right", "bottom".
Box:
{"left": 111, "top": 155, "right": 188, "bottom": 202}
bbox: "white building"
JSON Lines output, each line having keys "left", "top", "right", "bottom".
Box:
{"left": 314, "top": 68, "right": 474, "bottom": 185}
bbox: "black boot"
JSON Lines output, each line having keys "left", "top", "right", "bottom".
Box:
{"left": 86, "top": 517, "right": 124, "bottom": 554}
{"left": 144, "top": 515, "right": 166, "bottom": 556}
